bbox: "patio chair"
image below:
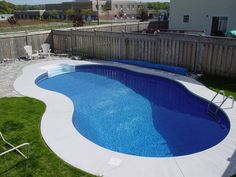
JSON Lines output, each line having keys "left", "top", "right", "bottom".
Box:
{"left": 24, "top": 45, "right": 39, "bottom": 60}
{"left": 40, "top": 43, "right": 51, "bottom": 57}
{"left": 0, "top": 131, "right": 30, "bottom": 159}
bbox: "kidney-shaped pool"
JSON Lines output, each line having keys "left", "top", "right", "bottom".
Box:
{"left": 37, "top": 65, "right": 230, "bottom": 157}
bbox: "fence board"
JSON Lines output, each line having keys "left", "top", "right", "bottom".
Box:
{"left": 231, "top": 48, "right": 236, "bottom": 77}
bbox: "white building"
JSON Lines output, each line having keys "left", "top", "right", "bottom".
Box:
{"left": 0, "top": 14, "right": 14, "bottom": 21}
{"left": 169, "top": 0, "right": 236, "bottom": 36}
{"left": 75, "top": 0, "right": 146, "bottom": 18}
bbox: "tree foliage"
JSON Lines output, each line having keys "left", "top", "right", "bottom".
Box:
{"left": 137, "top": 7, "right": 148, "bottom": 21}
{"left": 65, "top": 8, "right": 75, "bottom": 16}
{"left": 0, "top": 1, "right": 45, "bottom": 14}
{"left": 80, "top": 9, "right": 94, "bottom": 15}
{"left": 49, "top": 9, "right": 58, "bottom": 19}
{"left": 147, "top": 2, "right": 169, "bottom": 11}
{"left": 0, "top": 1, "right": 15, "bottom": 14}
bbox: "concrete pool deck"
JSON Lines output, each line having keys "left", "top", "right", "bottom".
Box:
{"left": 13, "top": 59, "right": 236, "bottom": 177}
{"left": 0, "top": 57, "right": 69, "bottom": 98}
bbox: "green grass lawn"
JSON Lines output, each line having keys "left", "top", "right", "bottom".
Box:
{"left": 198, "top": 75, "right": 236, "bottom": 98}
{"left": 0, "top": 97, "right": 95, "bottom": 177}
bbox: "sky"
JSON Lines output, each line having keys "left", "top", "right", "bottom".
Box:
{"left": 5, "top": 0, "right": 169, "bottom": 5}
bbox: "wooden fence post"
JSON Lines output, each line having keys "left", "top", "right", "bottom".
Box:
{"left": 125, "top": 37, "right": 129, "bottom": 59}
{"left": 51, "top": 30, "right": 54, "bottom": 53}
{"left": 138, "top": 22, "right": 140, "bottom": 32}
{"left": 194, "top": 35, "right": 204, "bottom": 72}
{"left": 93, "top": 29, "right": 96, "bottom": 58}
{"left": 25, "top": 31, "right": 28, "bottom": 45}
{"left": 70, "top": 29, "right": 73, "bottom": 55}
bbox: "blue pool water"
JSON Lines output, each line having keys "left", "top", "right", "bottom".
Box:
{"left": 37, "top": 65, "right": 230, "bottom": 157}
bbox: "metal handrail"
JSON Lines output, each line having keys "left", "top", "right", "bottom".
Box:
{"left": 228, "top": 96, "right": 234, "bottom": 108}
{"left": 216, "top": 95, "right": 234, "bottom": 113}
{"left": 215, "top": 96, "right": 231, "bottom": 114}
{"left": 209, "top": 94, "right": 234, "bottom": 118}
{"left": 0, "top": 132, "right": 30, "bottom": 159}
{"left": 208, "top": 90, "right": 225, "bottom": 108}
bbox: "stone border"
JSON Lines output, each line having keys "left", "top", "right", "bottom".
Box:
{"left": 14, "top": 60, "right": 236, "bottom": 177}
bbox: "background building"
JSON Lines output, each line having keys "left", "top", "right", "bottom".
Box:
{"left": 14, "top": 10, "right": 45, "bottom": 20}
{"left": 169, "top": 0, "right": 236, "bottom": 36}
{"left": 107, "top": 1, "right": 146, "bottom": 19}
{"left": 46, "top": 0, "right": 147, "bottom": 20}
{"left": 45, "top": 2, "right": 93, "bottom": 12}
{"left": 0, "top": 14, "right": 14, "bottom": 21}
{"left": 13, "top": 0, "right": 148, "bottom": 21}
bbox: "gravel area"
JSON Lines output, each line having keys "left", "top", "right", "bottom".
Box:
{"left": 0, "top": 56, "right": 70, "bottom": 98}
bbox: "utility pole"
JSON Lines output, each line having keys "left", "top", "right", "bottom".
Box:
{"left": 97, "top": 0, "right": 100, "bottom": 25}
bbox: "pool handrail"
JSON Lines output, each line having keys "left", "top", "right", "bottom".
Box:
{"left": 208, "top": 90, "right": 234, "bottom": 117}
{"left": 208, "top": 90, "right": 225, "bottom": 107}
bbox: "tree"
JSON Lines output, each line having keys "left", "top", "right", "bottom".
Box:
{"left": 80, "top": 9, "right": 94, "bottom": 16}
{"left": 65, "top": 8, "right": 74, "bottom": 16}
{"left": 65, "top": 8, "right": 75, "bottom": 20}
{"left": 147, "top": 2, "right": 169, "bottom": 11}
{"left": 0, "top": 1, "right": 15, "bottom": 14}
{"left": 137, "top": 7, "right": 148, "bottom": 21}
{"left": 49, "top": 9, "right": 58, "bottom": 19}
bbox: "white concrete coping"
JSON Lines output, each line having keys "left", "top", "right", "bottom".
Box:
{"left": 14, "top": 60, "right": 236, "bottom": 177}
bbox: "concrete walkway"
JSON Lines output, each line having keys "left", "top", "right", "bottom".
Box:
{"left": 0, "top": 57, "right": 69, "bottom": 98}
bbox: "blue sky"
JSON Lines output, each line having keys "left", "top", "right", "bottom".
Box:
{"left": 6, "top": 0, "right": 169, "bottom": 5}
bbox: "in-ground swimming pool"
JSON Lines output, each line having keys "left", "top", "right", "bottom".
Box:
{"left": 37, "top": 65, "right": 230, "bottom": 157}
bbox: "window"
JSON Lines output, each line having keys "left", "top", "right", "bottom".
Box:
{"left": 132, "top": 5, "right": 135, "bottom": 10}
{"left": 218, "top": 17, "right": 228, "bottom": 32}
{"left": 183, "top": 15, "right": 189, "bottom": 23}
{"left": 115, "top": 4, "right": 118, "bottom": 10}
{"left": 211, "top": 16, "right": 228, "bottom": 36}
{"left": 127, "top": 5, "right": 130, "bottom": 10}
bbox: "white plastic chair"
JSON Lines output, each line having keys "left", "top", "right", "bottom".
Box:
{"left": 24, "top": 45, "right": 39, "bottom": 60}
{"left": 0, "top": 132, "right": 30, "bottom": 159}
{"left": 40, "top": 43, "right": 51, "bottom": 57}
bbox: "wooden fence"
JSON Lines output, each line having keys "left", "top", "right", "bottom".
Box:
{"left": 0, "top": 22, "right": 148, "bottom": 61}
{"left": 52, "top": 30, "right": 236, "bottom": 78}
{"left": 0, "top": 31, "right": 52, "bottom": 60}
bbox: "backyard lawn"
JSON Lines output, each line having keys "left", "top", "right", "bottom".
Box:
{"left": 198, "top": 75, "right": 236, "bottom": 98}
{"left": 0, "top": 97, "right": 95, "bottom": 177}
